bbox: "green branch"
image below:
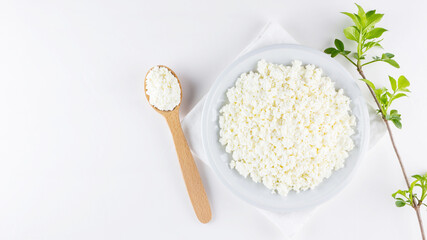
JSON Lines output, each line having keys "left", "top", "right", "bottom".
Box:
{"left": 324, "top": 4, "right": 424, "bottom": 240}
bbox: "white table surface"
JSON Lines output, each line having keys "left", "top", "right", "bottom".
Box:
{"left": 1, "top": 0, "right": 426, "bottom": 239}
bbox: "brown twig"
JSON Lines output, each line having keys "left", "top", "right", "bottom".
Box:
{"left": 357, "top": 66, "right": 424, "bottom": 240}
{"left": 357, "top": 68, "right": 411, "bottom": 188}
{"left": 416, "top": 205, "right": 426, "bottom": 240}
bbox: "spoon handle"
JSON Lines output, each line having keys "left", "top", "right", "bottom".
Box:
{"left": 164, "top": 111, "right": 212, "bottom": 223}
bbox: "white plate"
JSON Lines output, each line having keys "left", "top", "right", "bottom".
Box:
{"left": 201, "top": 44, "right": 370, "bottom": 212}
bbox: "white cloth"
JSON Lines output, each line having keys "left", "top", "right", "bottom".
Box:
{"left": 181, "top": 21, "right": 386, "bottom": 239}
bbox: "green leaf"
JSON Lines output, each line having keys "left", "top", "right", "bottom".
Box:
{"left": 331, "top": 50, "right": 340, "bottom": 57}
{"left": 366, "top": 14, "right": 384, "bottom": 29}
{"left": 368, "top": 13, "right": 383, "bottom": 24}
{"left": 383, "top": 53, "right": 395, "bottom": 59}
{"left": 342, "top": 50, "right": 351, "bottom": 55}
{"left": 395, "top": 200, "right": 406, "bottom": 207}
{"left": 399, "top": 88, "right": 411, "bottom": 93}
{"left": 398, "top": 75, "right": 410, "bottom": 89}
{"left": 366, "top": 28, "right": 387, "bottom": 39}
{"left": 380, "top": 93, "right": 388, "bottom": 105}
{"left": 389, "top": 76, "right": 397, "bottom": 91}
{"left": 355, "top": 4, "right": 366, "bottom": 16}
{"left": 334, "top": 39, "right": 344, "bottom": 51}
{"left": 391, "top": 118, "right": 402, "bottom": 129}
{"left": 374, "top": 87, "right": 387, "bottom": 98}
{"left": 383, "top": 59, "right": 400, "bottom": 68}
{"left": 393, "top": 189, "right": 408, "bottom": 198}
{"left": 364, "top": 41, "right": 382, "bottom": 51}
{"left": 355, "top": 4, "right": 367, "bottom": 27}
{"left": 391, "top": 93, "right": 408, "bottom": 101}
{"left": 390, "top": 109, "right": 400, "bottom": 117}
{"left": 366, "top": 10, "right": 376, "bottom": 19}
{"left": 324, "top": 47, "right": 337, "bottom": 54}
{"left": 389, "top": 115, "right": 401, "bottom": 121}
{"left": 354, "top": 14, "right": 362, "bottom": 26}
{"left": 413, "top": 175, "right": 424, "bottom": 181}
{"left": 360, "top": 79, "right": 375, "bottom": 89}
{"left": 344, "top": 26, "right": 359, "bottom": 42}
{"left": 341, "top": 12, "right": 361, "bottom": 28}
{"left": 410, "top": 180, "right": 418, "bottom": 193}
{"left": 387, "top": 110, "right": 401, "bottom": 121}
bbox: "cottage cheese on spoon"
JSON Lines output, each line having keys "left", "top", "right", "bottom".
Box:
{"left": 145, "top": 66, "right": 181, "bottom": 111}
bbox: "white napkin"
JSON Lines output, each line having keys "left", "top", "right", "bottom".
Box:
{"left": 182, "top": 21, "right": 386, "bottom": 239}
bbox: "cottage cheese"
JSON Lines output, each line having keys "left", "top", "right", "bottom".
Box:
{"left": 219, "top": 60, "right": 356, "bottom": 196}
{"left": 145, "top": 66, "right": 181, "bottom": 111}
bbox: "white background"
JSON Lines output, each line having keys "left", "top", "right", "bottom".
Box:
{"left": 1, "top": 0, "right": 426, "bottom": 239}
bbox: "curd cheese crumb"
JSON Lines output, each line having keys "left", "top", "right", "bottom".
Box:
{"left": 219, "top": 60, "right": 356, "bottom": 196}
{"left": 145, "top": 66, "right": 181, "bottom": 111}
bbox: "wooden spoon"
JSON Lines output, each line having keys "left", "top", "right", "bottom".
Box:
{"left": 144, "top": 65, "right": 212, "bottom": 223}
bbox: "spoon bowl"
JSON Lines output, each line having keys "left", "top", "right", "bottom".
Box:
{"left": 144, "top": 65, "right": 182, "bottom": 114}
